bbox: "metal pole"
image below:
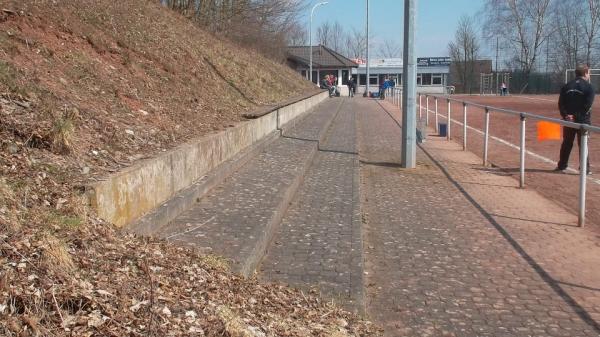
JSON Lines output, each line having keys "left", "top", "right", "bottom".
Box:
{"left": 400, "top": 88, "right": 403, "bottom": 108}
{"left": 483, "top": 107, "right": 490, "bottom": 166}
{"left": 519, "top": 114, "right": 526, "bottom": 188}
{"left": 401, "top": 0, "right": 417, "bottom": 168}
{"left": 447, "top": 99, "right": 451, "bottom": 140}
{"left": 435, "top": 97, "right": 438, "bottom": 132}
{"left": 419, "top": 94, "right": 422, "bottom": 119}
{"left": 579, "top": 129, "right": 589, "bottom": 227}
{"left": 309, "top": 2, "right": 328, "bottom": 85}
{"left": 463, "top": 103, "right": 467, "bottom": 150}
{"left": 426, "top": 95, "right": 429, "bottom": 126}
{"left": 366, "top": 0, "right": 370, "bottom": 95}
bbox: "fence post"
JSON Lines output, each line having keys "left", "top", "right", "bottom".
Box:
{"left": 463, "top": 102, "right": 467, "bottom": 151}
{"left": 483, "top": 107, "right": 490, "bottom": 166}
{"left": 419, "top": 94, "right": 422, "bottom": 120}
{"left": 426, "top": 95, "right": 429, "bottom": 126}
{"left": 519, "top": 114, "right": 526, "bottom": 188}
{"left": 579, "top": 128, "right": 589, "bottom": 227}
{"left": 435, "top": 97, "right": 439, "bottom": 133}
{"left": 447, "top": 99, "right": 451, "bottom": 140}
{"left": 400, "top": 89, "right": 403, "bottom": 109}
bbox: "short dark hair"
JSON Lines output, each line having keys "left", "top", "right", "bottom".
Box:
{"left": 575, "top": 64, "right": 589, "bottom": 77}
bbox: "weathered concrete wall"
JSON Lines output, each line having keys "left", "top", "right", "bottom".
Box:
{"left": 87, "top": 91, "right": 329, "bottom": 227}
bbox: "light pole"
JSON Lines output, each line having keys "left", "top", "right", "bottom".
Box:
{"left": 366, "top": 0, "right": 370, "bottom": 94}
{"left": 401, "top": 0, "right": 417, "bottom": 168}
{"left": 310, "top": 1, "right": 328, "bottom": 84}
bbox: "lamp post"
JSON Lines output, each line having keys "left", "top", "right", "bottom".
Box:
{"left": 310, "top": 1, "right": 329, "bottom": 84}
{"left": 366, "top": 0, "right": 370, "bottom": 94}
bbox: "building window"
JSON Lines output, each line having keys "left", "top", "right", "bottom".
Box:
{"left": 342, "top": 70, "right": 349, "bottom": 85}
{"left": 359, "top": 74, "right": 366, "bottom": 85}
{"left": 422, "top": 73, "right": 432, "bottom": 85}
{"left": 369, "top": 76, "right": 378, "bottom": 85}
{"left": 432, "top": 73, "right": 443, "bottom": 85}
{"left": 417, "top": 74, "right": 422, "bottom": 85}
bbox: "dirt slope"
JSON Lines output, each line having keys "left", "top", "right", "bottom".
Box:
{"left": 0, "top": 1, "right": 379, "bottom": 336}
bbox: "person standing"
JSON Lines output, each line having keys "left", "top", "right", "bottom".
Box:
{"left": 500, "top": 82, "right": 507, "bottom": 96}
{"left": 555, "top": 65, "right": 595, "bottom": 174}
{"left": 347, "top": 77, "right": 355, "bottom": 98}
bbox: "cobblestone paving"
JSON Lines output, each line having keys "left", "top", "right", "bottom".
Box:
{"left": 359, "top": 99, "right": 600, "bottom": 337}
{"left": 259, "top": 98, "right": 363, "bottom": 311}
{"left": 156, "top": 99, "right": 342, "bottom": 272}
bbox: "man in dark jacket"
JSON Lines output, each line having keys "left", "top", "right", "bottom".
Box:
{"left": 556, "top": 65, "right": 595, "bottom": 174}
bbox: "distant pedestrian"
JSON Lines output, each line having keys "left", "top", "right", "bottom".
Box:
{"left": 321, "top": 75, "right": 335, "bottom": 97}
{"left": 555, "top": 64, "right": 595, "bottom": 174}
{"left": 379, "top": 77, "right": 391, "bottom": 100}
{"left": 347, "top": 77, "right": 355, "bottom": 97}
{"left": 500, "top": 82, "right": 508, "bottom": 96}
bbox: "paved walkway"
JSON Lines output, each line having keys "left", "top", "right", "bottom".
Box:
{"left": 363, "top": 99, "right": 600, "bottom": 336}
{"left": 155, "top": 96, "right": 600, "bottom": 336}
{"left": 259, "top": 100, "right": 363, "bottom": 309}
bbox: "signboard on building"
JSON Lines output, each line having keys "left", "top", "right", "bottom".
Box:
{"left": 417, "top": 57, "right": 451, "bottom": 67}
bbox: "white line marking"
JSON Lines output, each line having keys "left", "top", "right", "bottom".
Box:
{"left": 416, "top": 105, "right": 600, "bottom": 185}
{"left": 166, "top": 215, "right": 216, "bottom": 240}
{"left": 512, "top": 95, "right": 556, "bottom": 103}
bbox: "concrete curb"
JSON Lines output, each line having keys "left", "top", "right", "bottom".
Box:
{"left": 86, "top": 91, "right": 329, "bottom": 228}
{"left": 239, "top": 100, "right": 346, "bottom": 277}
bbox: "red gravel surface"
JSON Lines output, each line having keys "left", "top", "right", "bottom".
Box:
{"left": 421, "top": 94, "right": 600, "bottom": 232}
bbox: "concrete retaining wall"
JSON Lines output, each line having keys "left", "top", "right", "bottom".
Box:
{"left": 87, "top": 91, "right": 329, "bottom": 227}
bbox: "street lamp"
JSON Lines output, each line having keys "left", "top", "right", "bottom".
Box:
{"left": 310, "top": 1, "right": 328, "bottom": 84}
{"left": 366, "top": 0, "right": 370, "bottom": 94}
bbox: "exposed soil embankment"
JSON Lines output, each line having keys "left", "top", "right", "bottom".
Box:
{"left": 0, "top": 1, "right": 377, "bottom": 336}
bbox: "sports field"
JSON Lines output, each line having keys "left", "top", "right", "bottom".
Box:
{"left": 418, "top": 94, "right": 600, "bottom": 231}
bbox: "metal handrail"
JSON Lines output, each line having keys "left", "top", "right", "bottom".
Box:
{"left": 383, "top": 92, "right": 595, "bottom": 227}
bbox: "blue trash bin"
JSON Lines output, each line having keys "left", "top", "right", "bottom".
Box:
{"left": 438, "top": 123, "right": 447, "bottom": 137}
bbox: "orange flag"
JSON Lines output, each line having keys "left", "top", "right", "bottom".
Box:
{"left": 537, "top": 121, "right": 561, "bottom": 141}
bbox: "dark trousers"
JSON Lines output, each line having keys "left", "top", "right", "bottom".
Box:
{"left": 558, "top": 126, "right": 590, "bottom": 170}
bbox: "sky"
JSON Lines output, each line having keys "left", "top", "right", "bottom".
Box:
{"left": 302, "top": 0, "right": 483, "bottom": 58}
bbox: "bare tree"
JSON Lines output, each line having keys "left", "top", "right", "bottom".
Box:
{"left": 160, "top": 0, "right": 307, "bottom": 60}
{"left": 483, "top": 0, "right": 552, "bottom": 79}
{"left": 448, "top": 15, "right": 480, "bottom": 94}
{"left": 316, "top": 22, "right": 332, "bottom": 47}
{"left": 377, "top": 39, "right": 402, "bottom": 58}
{"left": 345, "top": 28, "right": 366, "bottom": 59}
{"left": 583, "top": 0, "right": 600, "bottom": 66}
{"left": 330, "top": 21, "right": 345, "bottom": 52}
{"left": 550, "top": 0, "right": 584, "bottom": 70}
{"left": 287, "top": 21, "right": 307, "bottom": 46}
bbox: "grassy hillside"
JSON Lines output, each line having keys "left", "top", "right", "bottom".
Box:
{"left": 0, "top": 1, "right": 379, "bottom": 336}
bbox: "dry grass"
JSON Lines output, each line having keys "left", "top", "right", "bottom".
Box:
{"left": 50, "top": 108, "right": 77, "bottom": 154}
{"left": 38, "top": 232, "right": 76, "bottom": 275}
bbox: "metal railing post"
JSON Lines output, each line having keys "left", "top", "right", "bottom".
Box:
{"left": 400, "top": 89, "right": 403, "bottom": 109}
{"left": 435, "top": 97, "right": 439, "bottom": 132}
{"left": 447, "top": 99, "right": 451, "bottom": 140}
{"left": 426, "top": 95, "right": 430, "bottom": 126}
{"left": 419, "top": 94, "right": 422, "bottom": 120}
{"left": 483, "top": 107, "right": 490, "bottom": 166}
{"left": 519, "top": 114, "right": 526, "bottom": 188}
{"left": 463, "top": 102, "right": 467, "bottom": 151}
{"left": 579, "top": 129, "right": 589, "bottom": 227}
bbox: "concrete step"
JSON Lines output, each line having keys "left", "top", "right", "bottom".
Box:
{"left": 155, "top": 98, "right": 345, "bottom": 276}
{"left": 258, "top": 103, "right": 364, "bottom": 313}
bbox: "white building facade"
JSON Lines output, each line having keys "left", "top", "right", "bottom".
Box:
{"left": 352, "top": 57, "right": 451, "bottom": 94}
